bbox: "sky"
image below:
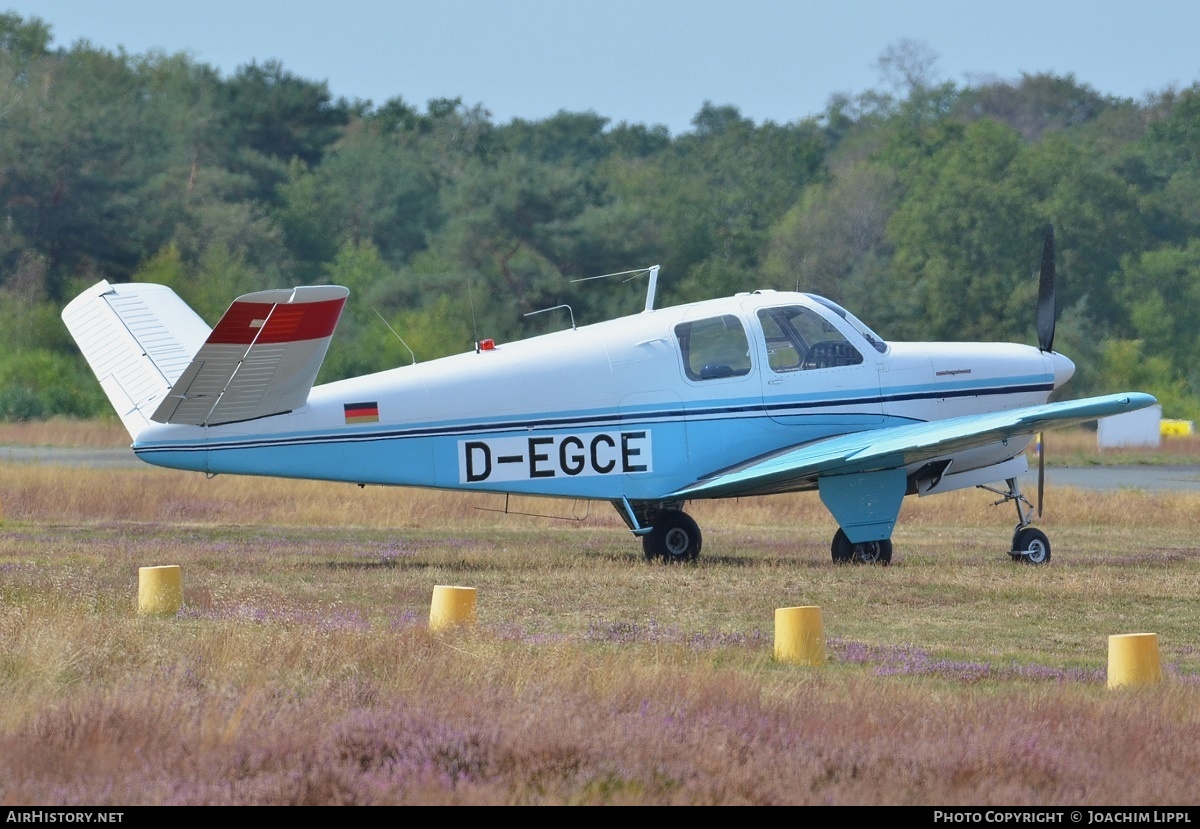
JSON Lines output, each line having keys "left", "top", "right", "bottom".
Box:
{"left": 7, "top": 0, "right": 1200, "bottom": 136}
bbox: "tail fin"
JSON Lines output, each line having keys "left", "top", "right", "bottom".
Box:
{"left": 64, "top": 281, "right": 349, "bottom": 439}
{"left": 62, "top": 281, "right": 212, "bottom": 440}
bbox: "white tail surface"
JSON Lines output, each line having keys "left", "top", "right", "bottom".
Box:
{"left": 62, "top": 281, "right": 212, "bottom": 441}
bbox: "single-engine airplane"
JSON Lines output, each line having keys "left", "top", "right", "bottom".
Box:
{"left": 63, "top": 227, "right": 1155, "bottom": 565}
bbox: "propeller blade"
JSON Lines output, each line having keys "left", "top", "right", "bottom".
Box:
{"left": 1036, "top": 224, "right": 1056, "bottom": 353}
{"left": 1036, "top": 432, "right": 1045, "bottom": 518}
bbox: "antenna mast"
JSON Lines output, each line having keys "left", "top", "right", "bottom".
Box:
{"left": 643, "top": 265, "right": 660, "bottom": 312}
{"left": 569, "top": 265, "right": 662, "bottom": 313}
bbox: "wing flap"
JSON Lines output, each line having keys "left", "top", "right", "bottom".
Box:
{"left": 151, "top": 285, "right": 349, "bottom": 426}
{"left": 670, "top": 392, "right": 1158, "bottom": 500}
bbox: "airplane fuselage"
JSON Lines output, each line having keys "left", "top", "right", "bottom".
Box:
{"left": 131, "top": 289, "right": 1071, "bottom": 503}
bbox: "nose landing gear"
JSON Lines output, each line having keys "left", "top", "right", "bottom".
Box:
{"left": 981, "top": 476, "right": 1052, "bottom": 565}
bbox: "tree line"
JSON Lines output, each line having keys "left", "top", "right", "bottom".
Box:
{"left": 2, "top": 15, "right": 1198, "bottom": 420}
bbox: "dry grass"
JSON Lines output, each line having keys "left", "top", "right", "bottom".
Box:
{"left": 2, "top": 422, "right": 1200, "bottom": 805}
{"left": 0, "top": 417, "right": 129, "bottom": 449}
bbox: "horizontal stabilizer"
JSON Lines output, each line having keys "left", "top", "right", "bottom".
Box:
{"left": 151, "top": 285, "right": 348, "bottom": 426}
{"left": 61, "top": 281, "right": 212, "bottom": 440}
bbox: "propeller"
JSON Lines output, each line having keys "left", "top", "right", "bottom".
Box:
{"left": 1036, "top": 223, "right": 1056, "bottom": 353}
{"left": 1036, "top": 431, "right": 1045, "bottom": 518}
{"left": 1034, "top": 224, "right": 1056, "bottom": 516}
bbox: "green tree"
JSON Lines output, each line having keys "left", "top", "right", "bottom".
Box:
{"left": 1020, "top": 135, "right": 1149, "bottom": 335}
{"left": 955, "top": 73, "right": 1116, "bottom": 141}
{"left": 423, "top": 152, "right": 594, "bottom": 337}
{"left": 277, "top": 120, "right": 441, "bottom": 279}
{"left": 0, "top": 40, "right": 147, "bottom": 294}
{"left": 125, "top": 51, "right": 230, "bottom": 260}
{"left": 887, "top": 119, "right": 1036, "bottom": 342}
{"left": 1117, "top": 240, "right": 1200, "bottom": 404}
{"left": 318, "top": 238, "right": 403, "bottom": 380}
{"left": 1098, "top": 339, "right": 1194, "bottom": 420}
{"left": 609, "top": 103, "right": 826, "bottom": 304}
{"left": 762, "top": 162, "right": 901, "bottom": 329}
{"left": 219, "top": 59, "right": 352, "bottom": 200}
{"left": 497, "top": 110, "right": 613, "bottom": 165}
{"left": 160, "top": 240, "right": 270, "bottom": 324}
{"left": 1132, "top": 85, "right": 1200, "bottom": 245}
{"left": 0, "top": 349, "right": 108, "bottom": 419}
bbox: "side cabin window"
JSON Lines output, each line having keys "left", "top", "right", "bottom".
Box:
{"left": 757, "top": 305, "right": 864, "bottom": 372}
{"left": 675, "top": 314, "right": 752, "bottom": 381}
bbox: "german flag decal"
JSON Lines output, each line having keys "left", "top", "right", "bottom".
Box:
{"left": 344, "top": 401, "right": 380, "bottom": 424}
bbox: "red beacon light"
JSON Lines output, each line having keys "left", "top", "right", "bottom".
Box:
{"left": 479, "top": 338, "right": 496, "bottom": 351}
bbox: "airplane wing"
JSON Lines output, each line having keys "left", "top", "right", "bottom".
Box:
{"left": 151, "top": 285, "right": 349, "bottom": 426}
{"left": 670, "top": 392, "right": 1158, "bottom": 500}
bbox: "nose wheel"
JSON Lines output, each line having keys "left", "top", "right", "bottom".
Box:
{"left": 982, "top": 476, "right": 1052, "bottom": 565}
{"left": 1011, "top": 526, "right": 1051, "bottom": 564}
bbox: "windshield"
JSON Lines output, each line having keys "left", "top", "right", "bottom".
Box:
{"left": 803, "top": 294, "right": 887, "bottom": 353}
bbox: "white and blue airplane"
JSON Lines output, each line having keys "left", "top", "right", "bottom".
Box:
{"left": 62, "top": 228, "right": 1155, "bottom": 565}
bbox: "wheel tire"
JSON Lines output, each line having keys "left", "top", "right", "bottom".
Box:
{"left": 1012, "top": 527, "right": 1051, "bottom": 565}
{"left": 643, "top": 511, "right": 701, "bottom": 562}
{"left": 855, "top": 538, "right": 892, "bottom": 565}
{"left": 831, "top": 528, "right": 854, "bottom": 563}
{"left": 831, "top": 529, "right": 892, "bottom": 565}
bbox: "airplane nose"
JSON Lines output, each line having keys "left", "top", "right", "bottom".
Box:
{"left": 1049, "top": 351, "right": 1076, "bottom": 388}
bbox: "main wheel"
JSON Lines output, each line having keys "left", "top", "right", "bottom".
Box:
{"left": 1012, "top": 527, "right": 1051, "bottom": 565}
{"left": 642, "top": 511, "right": 702, "bottom": 562}
{"left": 831, "top": 528, "right": 892, "bottom": 565}
{"left": 831, "top": 528, "right": 854, "bottom": 563}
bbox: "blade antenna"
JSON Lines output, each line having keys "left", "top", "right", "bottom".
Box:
{"left": 467, "top": 277, "right": 481, "bottom": 353}
{"left": 373, "top": 309, "right": 416, "bottom": 365}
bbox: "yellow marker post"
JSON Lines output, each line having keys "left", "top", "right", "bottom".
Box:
{"left": 1107, "top": 633, "right": 1163, "bottom": 689}
{"left": 429, "top": 585, "right": 477, "bottom": 632}
{"left": 774, "top": 605, "right": 826, "bottom": 665}
{"left": 137, "top": 565, "right": 183, "bottom": 616}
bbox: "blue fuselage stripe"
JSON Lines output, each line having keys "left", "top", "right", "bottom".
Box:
{"left": 133, "top": 380, "right": 1051, "bottom": 456}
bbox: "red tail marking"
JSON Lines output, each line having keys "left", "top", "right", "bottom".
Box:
{"left": 207, "top": 297, "right": 346, "bottom": 345}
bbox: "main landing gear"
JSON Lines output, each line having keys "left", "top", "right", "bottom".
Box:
{"left": 623, "top": 502, "right": 702, "bottom": 562}
{"left": 980, "top": 476, "right": 1052, "bottom": 565}
{"left": 830, "top": 528, "right": 892, "bottom": 565}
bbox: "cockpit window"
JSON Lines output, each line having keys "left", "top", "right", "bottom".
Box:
{"left": 757, "top": 305, "right": 865, "bottom": 372}
{"left": 803, "top": 294, "right": 888, "bottom": 354}
{"left": 675, "top": 315, "right": 752, "bottom": 381}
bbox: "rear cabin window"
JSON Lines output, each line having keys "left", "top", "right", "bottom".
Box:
{"left": 757, "top": 305, "right": 863, "bottom": 372}
{"left": 674, "top": 314, "right": 752, "bottom": 381}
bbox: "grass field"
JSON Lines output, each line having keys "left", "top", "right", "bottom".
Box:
{"left": 2, "top": 420, "right": 1199, "bottom": 805}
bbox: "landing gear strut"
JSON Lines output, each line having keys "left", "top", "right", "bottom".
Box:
{"left": 981, "top": 476, "right": 1052, "bottom": 565}
{"left": 830, "top": 528, "right": 892, "bottom": 565}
